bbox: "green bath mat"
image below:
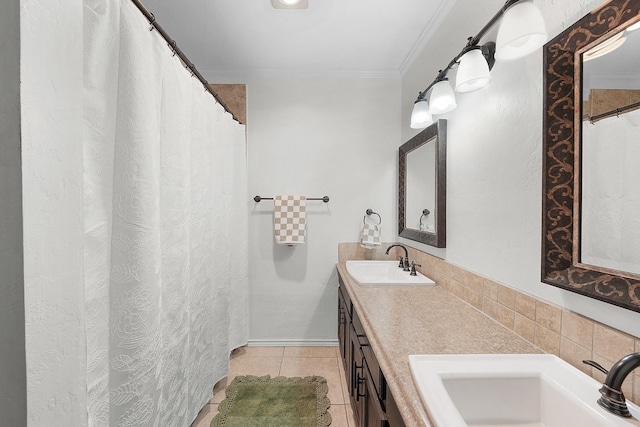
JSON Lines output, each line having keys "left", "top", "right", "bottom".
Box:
{"left": 211, "top": 375, "right": 332, "bottom": 427}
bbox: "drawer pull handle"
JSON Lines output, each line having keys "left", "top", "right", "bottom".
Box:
{"left": 356, "top": 373, "right": 366, "bottom": 400}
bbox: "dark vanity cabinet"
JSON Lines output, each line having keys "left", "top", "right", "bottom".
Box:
{"left": 338, "top": 276, "right": 405, "bottom": 427}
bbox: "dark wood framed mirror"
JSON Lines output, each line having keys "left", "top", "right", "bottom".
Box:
{"left": 399, "top": 119, "right": 446, "bottom": 248}
{"left": 542, "top": 0, "right": 640, "bottom": 312}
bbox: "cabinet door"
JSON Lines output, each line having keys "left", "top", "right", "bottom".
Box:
{"left": 350, "top": 324, "right": 366, "bottom": 426}
{"left": 385, "top": 386, "right": 406, "bottom": 427}
{"left": 338, "top": 288, "right": 348, "bottom": 364}
{"left": 338, "top": 286, "right": 352, "bottom": 398}
{"left": 364, "top": 365, "right": 389, "bottom": 427}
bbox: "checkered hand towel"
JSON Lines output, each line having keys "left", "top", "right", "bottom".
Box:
{"left": 360, "top": 222, "right": 381, "bottom": 248}
{"left": 273, "top": 195, "right": 306, "bottom": 245}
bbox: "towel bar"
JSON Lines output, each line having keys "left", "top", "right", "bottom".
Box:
{"left": 253, "top": 195, "right": 330, "bottom": 203}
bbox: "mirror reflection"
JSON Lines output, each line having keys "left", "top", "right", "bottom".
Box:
{"left": 581, "top": 23, "right": 640, "bottom": 276}
{"left": 542, "top": 0, "right": 640, "bottom": 313}
{"left": 406, "top": 141, "right": 436, "bottom": 232}
{"left": 398, "top": 119, "right": 446, "bottom": 248}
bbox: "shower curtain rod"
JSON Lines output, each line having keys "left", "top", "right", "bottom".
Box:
{"left": 589, "top": 101, "right": 640, "bottom": 124}
{"left": 129, "top": 0, "right": 241, "bottom": 124}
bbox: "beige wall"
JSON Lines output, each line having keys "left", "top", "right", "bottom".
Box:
{"left": 210, "top": 84, "right": 247, "bottom": 124}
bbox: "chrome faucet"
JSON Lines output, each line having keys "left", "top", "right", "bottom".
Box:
{"left": 584, "top": 353, "right": 640, "bottom": 417}
{"left": 385, "top": 244, "right": 410, "bottom": 271}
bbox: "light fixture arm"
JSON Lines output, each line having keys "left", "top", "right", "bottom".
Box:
{"left": 412, "top": 0, "right": 525, "bottom": 103}
{"left": 468, "top": 0, "right": 523, "bottom": 46}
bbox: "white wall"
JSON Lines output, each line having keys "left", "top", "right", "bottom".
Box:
{"left": 0, "top": 0, "right": 27, "bottom": 424}
{"left": 21, "top": 0, "right": 88, "bottom": 425}
{"left": 210, "top": 75, "right": 401, "bottom": 343}
{"left": 401, "top": 0, "right": 640, "bottom": 338}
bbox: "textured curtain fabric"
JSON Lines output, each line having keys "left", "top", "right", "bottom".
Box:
{"left": 83, "top": 1, "right": 248, "bottom": 425}
{"left": 581, "top": 109, "right": 640, "bottom": 274}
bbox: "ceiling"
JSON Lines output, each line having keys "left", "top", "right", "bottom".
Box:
{"left": 140, "top": 0, "right": 454, "bottom": 78}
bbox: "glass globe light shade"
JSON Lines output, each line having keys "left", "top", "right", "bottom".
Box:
{"left": 410, "top": 99, "right": 433, "bottom": 129}
{"left": 495, "top": 0, "right": 547, "bottom": 61}
{"left": 455, "top": 48, "right": 491, "bottom": 93}
{"left": 428, "top": 80, "right": 457, "bottom": 115}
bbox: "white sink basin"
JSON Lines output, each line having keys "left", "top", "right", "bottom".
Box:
{"left": 345, "top": 260, "right": 435, "bottom": 285}
{"left": 409, "top": 354, "right": 640, "bottom": 427}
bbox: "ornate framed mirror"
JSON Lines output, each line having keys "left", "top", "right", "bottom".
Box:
{"left": 399, "top": 119, "right": 446, "bottom": 248}
{"left": 542, "top": 0, "right": 640, "bottom": 312}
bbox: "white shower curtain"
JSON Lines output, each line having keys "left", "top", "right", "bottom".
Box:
{"left": 83, "top": 1, "right": 248, "bottom": 425}
{"left": 582, "top": 108, "right": 640, "bottom": 274}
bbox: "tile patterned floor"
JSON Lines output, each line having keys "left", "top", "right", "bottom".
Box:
{"left": 190, "top": 346, "right": 356, "bottom": 427}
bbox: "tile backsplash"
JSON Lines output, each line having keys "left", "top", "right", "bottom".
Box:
{"left": 338, "top": 242, "right": 640, "bottom": 406}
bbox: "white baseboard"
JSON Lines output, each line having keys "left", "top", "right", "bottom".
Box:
{"left": 248, "top": 339, "right": 338, "bottom": 347}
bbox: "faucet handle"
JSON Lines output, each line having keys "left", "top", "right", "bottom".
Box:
{"left": 583, "top": 359, "right": 609, "bottom": 375}
{"left": 410, "top": 261, "right": 422, "bottom": 276}
{"left": 398, "top": 256, "right": 405, "bottom": 269}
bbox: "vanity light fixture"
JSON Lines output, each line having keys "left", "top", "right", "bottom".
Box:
{"left": 271, "top": 0, "right": 308, "bottom": 9}
{"left": 495, "top": 0, "right": 547, "bottom": 61}
{"left": 455, "top": 46, "right": 492, "bottom": 93}
{"left": 583, "top": 31, "right": 626, "bottom": 62}
{"left": 409, "top": 0, "right": 546, "bottom": 128}
{"left": 628, "top": 21, "right": 640, "bottom": 32}
{"left": 429, "top": 79, "right": 457, "bottom": 114}
{"left": 410, "top": 96, "right": 433, "bottom": 129}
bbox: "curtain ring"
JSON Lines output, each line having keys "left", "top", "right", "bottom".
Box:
{"left": 149, "top": 12, "right": 156, "bottom": 31}
{"left": 168, "top": 41, "right": 177, "bottom": 56}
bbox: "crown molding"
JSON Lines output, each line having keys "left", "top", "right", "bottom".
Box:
{"left": 399, "top": 0, "right": 458, "bottom": 76}
{"left": 199, "top": 67, "right": 402, "bottom": 81}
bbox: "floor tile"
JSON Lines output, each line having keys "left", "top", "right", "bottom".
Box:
{"left": 337, "top": 357, "right": 351, "bottom": 404}
{"left": 280, "top": 357, "right": 345, "bottom": 405}
{"left": 328, "top": 404, "right": 349, "bottom": 427}
{"left": 228, "top": 355, "right": 282, "bottom": 383}
{"left": 210, "top": 379, "right": 227, "bottom": 404}
{"left": 283, "top": 346, "right": 338, "bottom": 358}
{"left": 233, "top": 346, "right": 284, "bottom": 358}
{"left": 190, "top": 403, "right": 218, "bottom": 427}
{"left": 345, "top": 402, "right": 357, "bottom": 427}
{"left": 192, "top": 345, "right": 356, "bottom": 427}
